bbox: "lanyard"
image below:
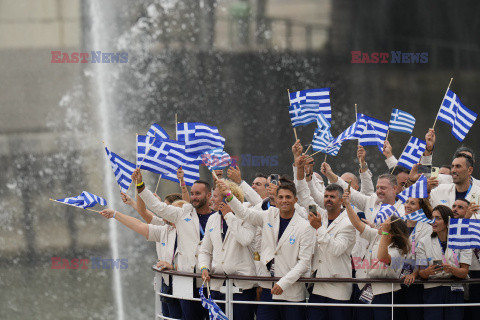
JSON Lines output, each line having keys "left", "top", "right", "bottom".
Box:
{"left": 466, "top": 183, "right": 473, "bottom": 198}
{"left": 267, "top": 201, "right": 271, "bottom": 209}
{"left": 438, "top": 238, "right": 459, "bottom": 267}
{"left": 410, "top": 224, "right": 418, "bottom": 255}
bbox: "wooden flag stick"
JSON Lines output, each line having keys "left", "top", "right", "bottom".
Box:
{"left": 304, "top": 144, "right": 312, "bottom": 154}
{"left": 212, "top": 170, "right": 219, "bottom": 181}
{"left": 287, "top": 89, "right": 298, "bottom": 140}
{"left": 49, "top": 199, "right": 101, "bottom": 213}
{"left": 175, "top": 113, "right": 178, "bottom": 140}
{"left": 432, "top": 77, "right": 454, "bottom": 129}
{"left": 355, "top": 104, "right": 358, "bottom": 121}
{"left": 385, "top": 130, "right": 390, "bottom": 143}
{"left": 324, "top": 154, "right": 328, "bottom": 163}
{"left": 154, "top": 175, "right": 162, "bottom": 194}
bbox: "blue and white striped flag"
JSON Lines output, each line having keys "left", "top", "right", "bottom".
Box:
{"left": 397, "top": 175, "right": 428, "bottom": 203}
{"left": 288, "top": 103, "right": 322, "bottom": 127}
{"left": 389, "top": 109, "right": 416, "bottom": 134}
{"left": 199, "top": 284, "right": 229, "bottom": 320}
{"left": 177, "top": 122, "right": 225, "bottom": 154}
{"left": 329, "top": 119, "right": 364, "bottom": 148}
{"left": 401, "top": 209, "right": 435, "bottom": 224}
{"left": 448, "top": 218, "right": 480, "bottom": 249}
{"left": 55, "top": 191, "right": 107, "bottom": 209}
{"left": 374, "top": 204, "right": 400, "bottom": 225}
{"left": 289, "top": 88, "right": 332, "bottom": 121}
{"left": 357, "top": 114, "right": 389, "bottom": 152}
{"left": 105, "top": 146, "right": 136, "bottom": 192}
{"left": 396, "top": 137, "right": 426, "bottom": 170}
{"left": 137, "top": 135, "right": 201, "bottom": 185}
{"left": 201, "top": 148, "right": 231, "bottom": 170}
{"left": 437, "top": 90, "right": 478, "bottom": 141}
{"left": 316, "top": 112, "right": 331, "bottom": 129}
{"left": 147, "top": 123, "right": 169, "bottom": 141}
{"left": 312, "top": 127, "right": 340, "bottom": 156}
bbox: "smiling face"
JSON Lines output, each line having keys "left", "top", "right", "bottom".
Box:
{"left": 376, "top": 178, "right": 397, "bottom": 204}
{"left": 404, "top": 198, "right": 421, "bottom": 214}
{"left": 211, "top": 187, "right": 224, "bottom": 210}
{"left": 276, "top": 189, "right": 297, "bottom": 216}
{"left": 190, "top": 183, "right": 211, "bottom": 209}
{"left": 451, "top": 157, "right": 473, "bottom": 185}
{"left": 431, "top": 210, "right": 447, "bottom": 234}
{"left": 452, "top": 199, "right": 469, "bottom": 218}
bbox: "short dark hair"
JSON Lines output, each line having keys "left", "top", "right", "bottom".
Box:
{"left": 454, "top": 153, "right": 474, "bottom": 168}
{"left": 455, "top": 198, "right": 470, "bottom": 206}
{"left": 454, "top": 146, "right": 475, "bottom": 163}
{"left": 324, "top": 184, "right": 344, "bottom": 197}
{"left": 279, "top": 174, "right": 294, "bottom": 183}
{"left": 165, "top": 193, "right": 182, "bottom": 204}
{"left": 193, "top": 180, "right": 212, "bottom": 193}
{"left": 392, "top": 166, "right": 410, "bottom": 176}
{"left": 255, "top": 173, "right": 267, "bottom": 179}
{"left": 276, "top": 183, "right": 297, "bottom": 197}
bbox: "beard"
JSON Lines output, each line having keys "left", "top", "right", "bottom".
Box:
{"left": 192, "top": 197, "right": 207, "bottom": 209}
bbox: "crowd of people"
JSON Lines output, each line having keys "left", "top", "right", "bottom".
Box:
{"left": 99, "top": 127, "right": 480, "bottom": 320}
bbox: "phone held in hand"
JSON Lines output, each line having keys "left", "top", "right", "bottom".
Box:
{"left": 270, "top": 174, "right": 280, "bottom": 186}
{"left": 418, "top": 165, "right": 432, "bottom": 177}
{"left": 309, "top": 204, "right": 317, "bottom": 217}
{"left": 357, "top": 212, "right": 366, "bottom": 221}
{"left": 431, "top": 167, "right": 440, "bottom": 178}
{"left": 433, "top": 260, "right": 443, "bottom": 269}
{"left": 471, "top": 193, "right": 478, "bottom": 205}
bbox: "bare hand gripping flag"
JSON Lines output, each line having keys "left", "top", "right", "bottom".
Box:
{"left": 437, "top": 90, "right": 477, "bottom": 141}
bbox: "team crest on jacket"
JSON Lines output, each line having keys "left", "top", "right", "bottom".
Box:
{"left": 161, "top": 242, "right": 166, "bottom": 246}
{"left": 267, "top": 223, "right": 273, "bottom": 228}
{"left": 441, "top": 200, "right": 447, "bottom": 204}
{"left": 184, "top": 218, "right": 191, "bottom": 222}
{"left": 289, "top": 235, "right": 296, "bottom": 244}
{"left": 209, "top": 228, "right": 214, "bottom": 232}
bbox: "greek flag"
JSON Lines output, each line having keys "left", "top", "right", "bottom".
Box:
{"left": 288, "top": 103, "right": 322, "bottom": 127}
{"left": 401, "top": 209, "right": 435, "bottom": 224}
{"left": 199, "top": 284, "right": 229, "bottom": 320}
{"left": 437, "top": 90, "right": 478, "bottom": 141}
{"left": 177, "top": 122, "right": 225, "bottom": 154}
{"left": 329, "top": 119, "right": 364, "bottom": 148}
{"left": 357, "top": 114, "right": 389, "bottom": 152}
{"left": 56, "top": 191, "right": 107, "bottom": 209}
{"left": 389, "top": 109, "right": 416, "bottom": 134}
{"left": 105, "top": 146, "right": 136, "bottom": 192}
{"left": 316, "top": 112, "right": 331, "bottom": 129}
{"left": 146, "top": 123, "right": 169, "bottom": 140}
{"left": 312, "top": 127, "right": 340, "bottom": 156}
{"left": 289, "top": 88, "right": 332, "bottom": 121}
{"left": 201, "top": 148, "right": 231, "bottom": 170}
{"left": 448, "top": 218, "right": 480, "bottom": 249}
{"left": 397, "top": 175, "right": 428, "bottom": 203}
{"left": 396, "top": 137, "right": 426, "bottom": 170}
{"left": 374, "top": 204, "right": 400, "bottom": 224}
{"left": 137, "top": 135, "right": 201, "bottom": 185}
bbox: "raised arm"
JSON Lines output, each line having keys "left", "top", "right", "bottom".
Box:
{"left": 377, "top": 217, "right": 393, "bottom": 264}
{"left": 295, "top": 155, "right": 320, "bottom": 210}
{"left": 99, "top": 209, "right": 149, "bottom": 239}
{"left": 133, "top": 169, "right": 183, "bottom": 224}
{"left": 357, "top": 145, "right": 375, "bottom": 195}
{"left": 220, "top": 202, "right": 256, "bottom": 246}
{"left": 177, "top": 167, "right": 191, "bottom": 202}
{"left": 228, "top": 165, "right": 263, "bottom": 206}
{"left": 342, "top": 191, "right": 366, "bottom": 234}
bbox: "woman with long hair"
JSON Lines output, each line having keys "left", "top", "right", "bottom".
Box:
{"left": 343, "top": 191, "right": 410, "bottom": 320}
{"left": 417, "top": 205, "right": 472, "bottom": 320}
{"left": 395, "top": 198, "right": 433, "bottom": 320}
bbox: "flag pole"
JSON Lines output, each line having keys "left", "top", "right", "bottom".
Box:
{"left": 324, "top": 154, "right": 327, "bottom": 163}
{"left": 355, "top": 104, "right": 358, "bottom": 121}
{"left": 175, "top": 113, "right": 178, "bottom": 140}
{"left": 287, "top": 89, "right": 298, "bottom": 140}
{"left": 49, "top": 198, "right": 101, "bottom": 213}
{"left": 154, "top": 175, "right": 162, "bottom": 194}
{"left": 432, "top": 77, "right": 454, "bottom": 129}
{"left": 390, "top": 137, "right": 411, "bottom": 174}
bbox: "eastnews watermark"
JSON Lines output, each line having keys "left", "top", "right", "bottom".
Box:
{"left": 51, "top": 257, "right": 128, "bottom": 270}
{"left": 351, "top": 51, "right": 428, "bottom": 64}
{"left": 51, "top": 51, "right": 128, "bottom": 63}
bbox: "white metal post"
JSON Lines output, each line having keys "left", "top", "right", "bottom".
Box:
{"left": 226, "top": 279, "right": 234, "bottom": 319}
{"left": 155, "top": 273, "right": 162, "bottom": 319}
{"left": 391, "top": 282, "right": 394, "bottom": 320}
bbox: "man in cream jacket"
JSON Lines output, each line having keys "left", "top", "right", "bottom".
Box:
{"left": 295, "top": 155, "right": 356, "bottom": 320}
{"left": 216, "top": 179, "right": 314, "bottom": 320}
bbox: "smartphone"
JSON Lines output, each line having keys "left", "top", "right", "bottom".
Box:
{"left": 270, "top": 174, "right": 280, "bottom": 186}
{"left": 432, "top": 260, "right": 443, "bottom": 269}
{"left": 308, "top": 204, "right": 317, "bottom": 217}
{"left": 357, "top": 212, "right": 366, "bottom": 221}
{"left": 222, "top": 196, "right": 227, "bottom": 203}
{"left": 418, "top": 165, "right": 432, "bottom": 174}
{"left": 472, "top": 193, "right": 478, "bottom": 205}
{"left": 431, "top": 167, "right": 440, "bottom": 178}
